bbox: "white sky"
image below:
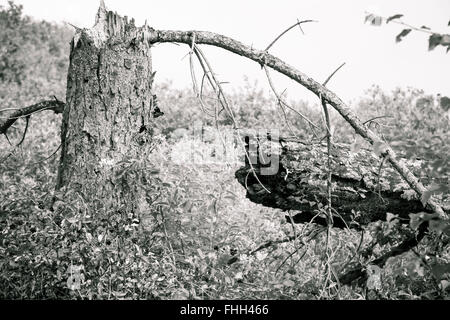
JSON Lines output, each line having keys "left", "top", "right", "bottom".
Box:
{"left": 2, "top": 0, "right": 450, "bottom": 105}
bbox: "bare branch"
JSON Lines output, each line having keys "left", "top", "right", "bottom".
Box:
{"left": 363, "top": 115, "right": 393, "bottom": 125}
{"left": 0, "top": 100, "right": 65, "bottom": 135}
{"left": 16, "top": 115, "right": 30, "bottom": 147}
{"left": 320, "top": 62, "right": 345, "bottom": 228}
{"left": 323, "top": 62, "right": 346, "bottom": 87}
{"left": 265, "top": 19, "right": 317, "bottom": 51}
{"left": 263, "top": 65, "right": 319, "bottom": 139}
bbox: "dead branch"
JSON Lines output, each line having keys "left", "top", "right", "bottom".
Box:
{"left": 265, "top": 19, "right": 317, "bottom": 51}
{"left": 320, "top": 63, "right": 345, "bottom": 227}
{"left": 263, "top": 65, "right": 320, "bottom": 138}
{"left": 0, "top": 100, "right": 65, "bottom": 135}
{"left": 339, "top": 221, "right": 428, "bottom": 285}
{"left": 146, "top": 29, "right": 446, "bottom": 219}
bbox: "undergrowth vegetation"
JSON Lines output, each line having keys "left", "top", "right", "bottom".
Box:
{"left": 0, "top": 1, "right": 449, "bottom": 299}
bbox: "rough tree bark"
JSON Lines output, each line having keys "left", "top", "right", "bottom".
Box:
{"left": 56, "top": 2, "right": 160, "bottom": 224}
{"left": 235, "top": 136, "right": 449, "bottom": 229}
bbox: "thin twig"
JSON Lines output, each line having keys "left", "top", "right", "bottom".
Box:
{"left": 365, "top": 11, "right": 437, "bottom": 35}
{"left": 265, "top": 19, "right": 317, "bottom": 51}
{"left": 16, "top": 115, "right": 30, "bottom": 147}
{"left": 189, "top": 42, "right": 271, "bottom": 193}
{"left": 323, "top": 62, "right": 346, "bottom": 87}
{"left": 27, "top": 143, "right": 62, "bottom": 166}
{"left": 319, "top": 62, "right": 346, "bottom": 292}
{"left": 363, "top": 115, "right": 393, "bottom": 125}
{"left": 263, "top": 65, "right": 320, "bottom": 134}
{"left": 275, "top": 227, "right": 325, "bottom": 274}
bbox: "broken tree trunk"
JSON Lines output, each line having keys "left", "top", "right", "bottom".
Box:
{"left": 235, "top": 136, "right": 450, "bottom": 230}
{"left": 4, "top": 11, "right": 446, "bottom": 219}
{"left": 56, "top": 3, "right": 161, "bottom": 224}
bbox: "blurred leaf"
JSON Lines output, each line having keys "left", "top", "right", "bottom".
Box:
{"left": 429, "top": 34, "right": 443, "bottom": 51}
{"left": 196, "top": 248, "right": 205, "bottom": 259}
{"left": 387, "top": 14, "right": 403, "bottom": 23}
{"left": 429, "top": 219, "right": 450, "bottom": 236}
{"left": 421, "top": 183, "right": 447, "bottom": 206}
{"left": 421, "top": 25, "right": 431, "bottom": 30}
{"left": 366, "top": 265, "right": 382, "bottom": 290}
{"left": 431, "top": 263, "right": 450, "bottom": 280}
{"left": 172, "top": 288, "right": 190, "bottom": 299}
{"left": 350, "top": 141, "right": 362, "bottom": 153}
{"left": 283, "top": 279, "right": 295, "bottom": 287}
{"left": 409, "top": 212, "right": 429, "bottom": 230}
{"left": 404, "top": 259, "right": 425, "bottom": 277}
{"left": 112, "top": 291, "right": 127, "bottom": 298}
{"left": 256, "top": 251, "right": 268, "bottom": 261}
{"left": 441, "top": 280, "right": 450, "bottom": 291}
{"left": 234, "top": 271, "right": 243, "bottom": 280}
{"left": 441, "top": 34, "right": 450, "bottom": 45}
{"left": 373, "top": 141, "right": 388, "bottom": 157}
{"left": 421, "top": 190, "right": 432, "bottom": 206}
{"left": 386, "top": 212, "right": 398, "bottom": 223}
{"left": 396, "top": 29, "right": 412, "bottom": 43}
{"left": 365, "top": 13, "right": 383, "bottom": 26}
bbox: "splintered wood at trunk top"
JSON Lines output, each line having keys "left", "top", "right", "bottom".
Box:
{"left": 235, "top": 137, "right": 450, "bottom": 229}
{"left": 56, "top": 3, "right": 161, "bottom": 220}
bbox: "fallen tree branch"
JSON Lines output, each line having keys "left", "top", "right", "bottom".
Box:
{"left": 339, "top": 221, "right": 428, "bottom": 285}
{"left": 0, "top": 100, "right": 65, "bottom": 135}
{"left": 146, "top": 29, "right": 446, "bottom": 219}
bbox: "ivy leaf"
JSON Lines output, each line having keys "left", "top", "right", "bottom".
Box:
{"left": 396, "top": 29, "right": 412, "bottom": 43}
{"left": 365, "top": 13, "right": 383, "bottom": 26}
{"left": 387, "top": 14, "right": 403, "bottom": 23}
{"left": 429, "top": 34, "right": 443, "bottom": 51}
